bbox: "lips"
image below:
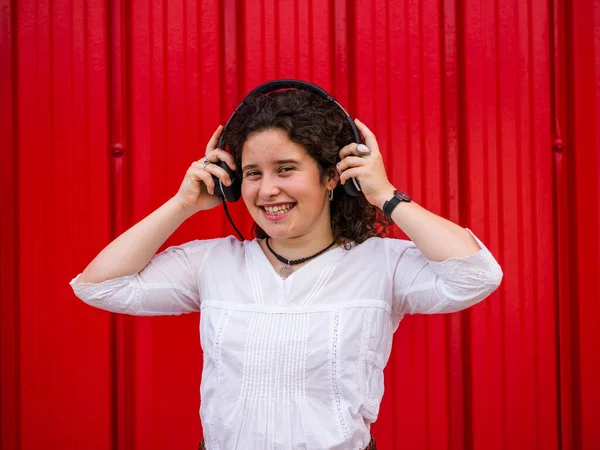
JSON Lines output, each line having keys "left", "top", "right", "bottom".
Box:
{"left": 260, "top": 203, "right": 296, "bottom": 221}
{"left": 262, "top": 203, "right": 295, "bottom": 215}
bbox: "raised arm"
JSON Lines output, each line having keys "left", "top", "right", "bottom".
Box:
{"left": 70, "top": 126, "right": 240, "bottom": 316}
{"left": 75, "top": 125, "right": 234, "bottom": 285}
{"left": 75, "top": 196, "right": 195, "bottom": 284}
{"left": 336, "top": 118, "right": 502, "bottom": 319}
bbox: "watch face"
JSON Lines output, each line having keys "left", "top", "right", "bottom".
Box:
{"left": 397, "top": 191, "right": 412, "bottom": 202}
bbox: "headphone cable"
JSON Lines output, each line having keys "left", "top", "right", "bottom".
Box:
{"left": 221, "top": 197, "right": 246, "bottom": 241}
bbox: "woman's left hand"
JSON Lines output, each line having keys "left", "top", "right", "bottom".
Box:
{"left": 336, "top": 118, "right": 396, "bottom": 209}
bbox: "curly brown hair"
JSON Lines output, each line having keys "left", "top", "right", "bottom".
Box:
{"left": 223, "top": 88, "right": 391, "bottom": 246}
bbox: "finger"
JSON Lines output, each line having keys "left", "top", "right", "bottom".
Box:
{"left": 339, "top": 167, "right": 362, "bottom": 185}
{"left": 338, "top": 142, "right": 371, "bottom": 159}
{"left": 354, "top": 119, "right": 380, "bottom": 153}
{"left": 205, "top": 125, "right": 224, "bottom": 154}
{"left": 206, "top": 148, "right": 236, "bottom": 171}
{"left": 336, "top": 156, "right": 366, "bottom": 173}
{"left": 354, "top": 118, "right": 374, "bottom": 137}
{"left": 190, "top": 160, "right": 232, "bottom": 186}
{"left": 188, "top": 166, "right": 216, "bottom": 195}
{"left": 202, "top": 162, "right": 233, "bottom": 186}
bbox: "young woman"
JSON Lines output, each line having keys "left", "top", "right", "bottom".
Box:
{"left": 70, "top": 86, "right": 503, "bottom": 449}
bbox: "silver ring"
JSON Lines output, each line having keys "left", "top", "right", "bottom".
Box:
{"left": 202, "top": 158, "right": 211, "bottom": 169}
{"left": 356, "top": 143, "right": 371, "bottom": 156}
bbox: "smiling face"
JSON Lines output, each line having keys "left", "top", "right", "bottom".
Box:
{"left": 240, "top": 128, "right": 338, "bottom": 242}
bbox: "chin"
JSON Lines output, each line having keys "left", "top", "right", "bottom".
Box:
{"left": 249, "top": 208, "right": 293, "bottom": 239}
{"left": 257, "top": 223, "right": 298, "bottom": 240}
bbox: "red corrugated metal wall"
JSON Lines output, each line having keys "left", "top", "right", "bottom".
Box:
{"left": 1, "top": 0, "right": 599, "bottom": 449}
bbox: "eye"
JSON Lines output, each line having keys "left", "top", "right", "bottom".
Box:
{"left": 244, "top": 170, "right": 261, "bottom": 178}
{"left": 279, "top": 166, "right": 295, "bottom": 174}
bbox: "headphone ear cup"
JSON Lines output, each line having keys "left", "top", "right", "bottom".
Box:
{"left": 342, "top": 177, "right": 361, "bottom": 197}
{"left": 212, "top": 161, "right": 242, "bottom": 202}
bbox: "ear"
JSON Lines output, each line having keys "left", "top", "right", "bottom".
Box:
{"left": 324, "top": 166, "right": 340, "bottom": 190}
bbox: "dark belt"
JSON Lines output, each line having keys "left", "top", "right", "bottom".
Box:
{"left": 198, "top": 435, "right": 376, "bottom": 449}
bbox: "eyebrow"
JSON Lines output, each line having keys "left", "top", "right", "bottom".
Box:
{"left": 242, "top": 159, "right": 301, "bottom": 171}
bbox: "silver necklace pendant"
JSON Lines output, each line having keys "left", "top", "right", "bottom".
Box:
{"left": 279, "top": 265, "right": 294, "bottom": 279}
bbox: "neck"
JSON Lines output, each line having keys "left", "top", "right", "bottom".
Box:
{"left": 267, "top": 229, "right": 335, "bottom": 260}
{"left": 263, "top": 199, "right": 336, "bottom": 259}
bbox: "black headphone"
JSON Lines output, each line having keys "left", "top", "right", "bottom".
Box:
{"left": 210, "top": 79, "right": 363, "bottom": 240}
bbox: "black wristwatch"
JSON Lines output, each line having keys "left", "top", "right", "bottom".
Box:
{"left": 382, "top": 190, "right": 412, "bottom": 219}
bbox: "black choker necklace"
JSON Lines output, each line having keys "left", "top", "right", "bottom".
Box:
{"left": 265, "top": 237, "right": 336, "bottom": 279}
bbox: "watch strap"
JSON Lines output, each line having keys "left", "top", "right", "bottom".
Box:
{"left": 383, "top": 190, "right": 410, "bottom": 219}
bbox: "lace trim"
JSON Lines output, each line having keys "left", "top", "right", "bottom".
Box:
{"left": 207, "top": 310, "right": 228, "bottom": 450}
{"left": 359, "top": 309, "right": 375, "bottom": 397}
{"left": 331, "top": 311, "right": 348, "bottom": 444}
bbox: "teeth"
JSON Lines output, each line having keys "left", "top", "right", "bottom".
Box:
{"left": 264, "top": 204, "right": 294, "bottom": 215}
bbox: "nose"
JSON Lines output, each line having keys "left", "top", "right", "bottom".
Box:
{"left": 257, "top": 174, "right": 281, "bottom": 199}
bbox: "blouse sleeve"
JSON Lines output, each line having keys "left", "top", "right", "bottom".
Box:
{"left": 68, "top": 238, "right": 221, "bottom": 316}
{"left": 390, "top": 229, "right": 503, "bottom": 317}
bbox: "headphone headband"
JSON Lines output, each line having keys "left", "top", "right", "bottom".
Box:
{"left": 251, "top": 79, "right": 334, "bottom": 100}
{"left": 217, "top": 79, "right": 360, "bottom": 149}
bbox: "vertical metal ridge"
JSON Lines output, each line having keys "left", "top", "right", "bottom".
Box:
{"left": 346, "top": 0, "right": 356, "bottom": 113}
{"left": 69, "top": 0, "right": 74, "bottom": 111}
{"left": 234, "top": 0, "right": 245, "bottom": 232}
{"left": 218, "top": 0, "right": 225, "bottom": 113}
{"left": 235, "top": 0, "right": 245, "bottom": 94}
{"left": 526, "top": 0, "right": 543, "bottom": 443}
{"left": 0, "top": 1, "right": 21, "bottom": 448}
{"left": 218, "top": 0, "right": 227, "bottom": 237}
{"left": 559, "top": 0, "right": 582, "bottom": 447}
{"left": 162, "top": 0, "right": 168, "bottom": 190}
{"left": 515, "top": 17, "right": 527, "bottom": 443}
{"left": 383, "top": 0, "right": 392, "bottom": 177}
{"left": 273, "top": 0, "right": 279, "bottom": 75}
{"left": 123, "top": 0, "right": 133, "bottom": 211}
{"left": 385, "top": 0, "right": 393, "bottom": 173}
{"left": 328, "top": 0, "right": 335, "bottom": 88}
{"left": 307, "top": 0, "right": 313, "bottom": 79}
{"left": 331, "top": 0, "right": 348, "bottom": 104}
{"left": 196, "top": 0, "right": 202, "bottom": 140}
{"left": 260, "top": 0, "right": 265, "bottom": 80}
{"left": 418, "top": 0, "right": 425, "bottom": 205}
{"left": 515, "top": 2, "right": 527, "bottom": 444}
{"left": 384, "top": 0, "right": 397, "bottom": 435}
{"left": 105, "top": 2, "right": 118, "bottom": 449}
{"left": 441, "top": 0, "right": 467, "bottom": 448}
{"left": 438, "top": 0, "right": 448, "bottom": 216}
{"left": 496, "top": 1, "right": 508, "bottom": 447}
{"left": 13, "top": 0, "right": 22, "bottom": 443}
{"left": 454, "top": 4, "right": 474, "bottom": 447}
{"left": 370, "top": 0, "right": 377, "bottom": 124}
{"left": 549, "top": 2, "right": 566, "bottom": 446}
{"left": 403, "top": 0, "right": 412, "bottom": 190}
{"left": 107, "top": 0, "right": 133, "bottom": 448}
{"left": 549, "top": 0, "right": 568, "bottom": 447}
{"left": 493, "top": 0, "right": 508, "bottom": 443}
{"left": 183, "top": 1, "right": 187, "bottom": 140}
{"left": 294, "top": 0, "right": 299, "bottom": 76}
{"left": 83, "top": 0, "right": 89, "bottom": 186}
{"left": 13, "top": 0, "right": 21, "bottom": 446}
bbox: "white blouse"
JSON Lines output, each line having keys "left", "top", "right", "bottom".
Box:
{"left": 70, "top": 229, "right": 502, "bottom": 450}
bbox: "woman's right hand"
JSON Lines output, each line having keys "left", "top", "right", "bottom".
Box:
{"left": 174, "top": 125, "right": 237, "bottom": 214}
